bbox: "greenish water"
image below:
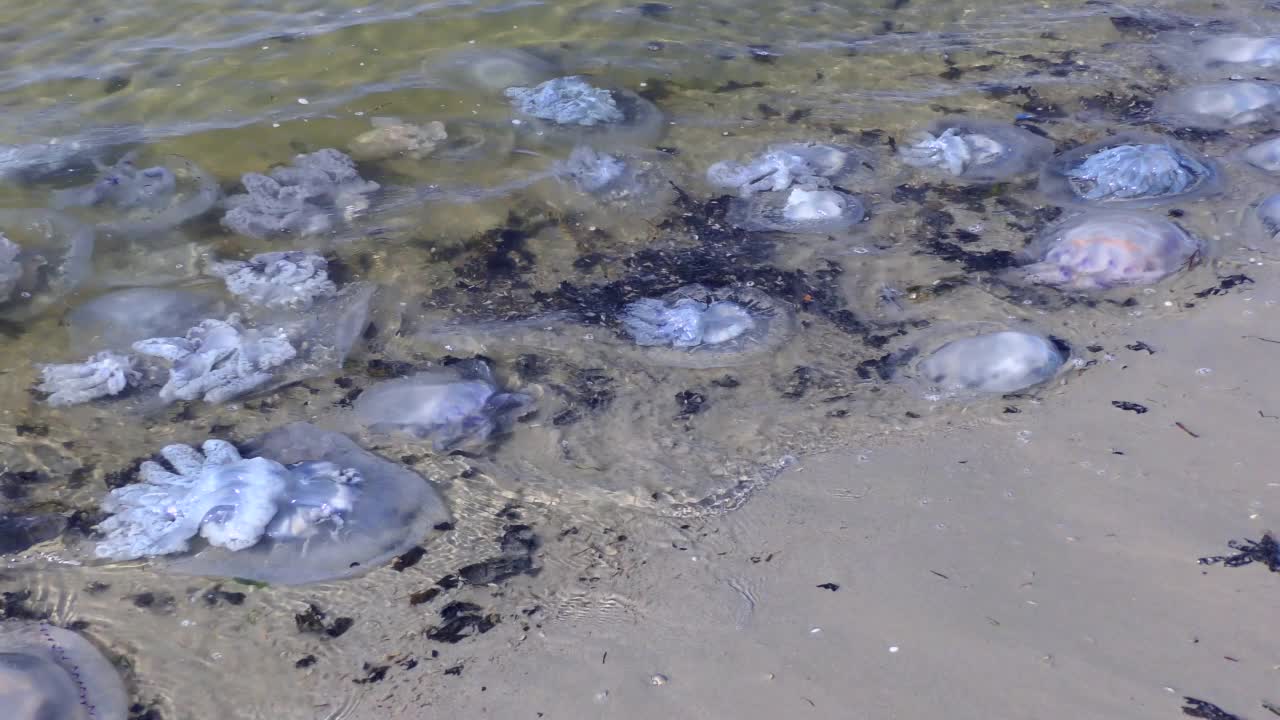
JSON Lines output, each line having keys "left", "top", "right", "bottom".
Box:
{"left": 0, "top": 0, "right": 1277, "bottom": 717}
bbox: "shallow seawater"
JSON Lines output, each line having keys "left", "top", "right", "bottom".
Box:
{"left": 0, "top": 0, "right": 1276, "bottom": 717}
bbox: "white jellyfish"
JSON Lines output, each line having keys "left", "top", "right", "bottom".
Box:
{"left": 132, "top": 314, "right": 298, "bottom": 404}
{"left": 353, "top": 360, "right": 534, "bottom": 452}
{"left": 52, "top": 153, "right": 219, "bottom": 236}
{"left": 1040, "top": 134, "right": 1218, "bottom": 206}
{"left": 222, "top": 149, "right": 380, "bottom": 239}
{"left": 504, "top": 76, "right": 665, "bottom": 149}
{"left": 729, "top": 186, "right": 867, "bottom": 234}
{"left": 707, "top": 142, "right": 858, "bottom": 197}
{"left": 916, "top": 330, "right": 1065, "bottom": 394}
{"left": 1252, "top": 193, "right": 1280, "bottom": 241}
{"left": 35, "top": 352, "right": 138, "bottom": 407}
{"left": 93, "top": 424, "right": 451, "bottom": 585}
{"left": 66, "top": 287, "right": 225, "bottom": 354}
{"left": 1018, "top": 211, "right": 1201, "bottom": 290}
{"left": 1243, "top": 137, "right": 1280, "bottom": 174}
{"left": 1176, "top": 35, "right": 1280, "bottom": 79}
{"left": 0, "top": 621, "right": 128, "bottom": 720}
{"left": 1157, "top": 81, "right": 1280, "bottom": 129}
{"left": 617, "top": 284, "right": 795, "bottom": 368}
{"left": 208, "top": 250, "right": 336, "bottom": 310}
{"left": 899, "top": 118, "right": 1053, "bottom": 182}
{"left": 431, "top": 47, "right": 559, "bottom": 93}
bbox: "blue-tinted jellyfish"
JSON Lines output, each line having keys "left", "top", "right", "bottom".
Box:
{"left": 728, "top": 186, "right": 866, "bottom": 234}
{"left": 505, "top": 76, "right": 664, "bottom": 149}
{"left": 222, "top": 149, "right": 380, "bottom": 239}
{"left": 0, "top": 209, "right": 94, "bottom": 320}
{"left": 93, "top": 423, "right": 451, "bottom": 584}
{"left": 1040, "top": 134, "right": 1218, "bottom": 206}
{"left": 1018, "top": 211, "right": 1201, "bottom": 290}
{"left": 1157, "top": 81, "right": 1280, "bottom": 129}
{"left": 1253, "top": 193, "right": 1280, "bottom": 241}
{"left": 66, "top": 287, "right": 224, "bottom": 355}
{"left": 353, "top": 360, "right": 534, "bottom": 452}
{"left": 898, "top": 118, "right": 1052, "bottom": 182}
{"left": 430, "top": 120, "right": 517, "bottom": 166}
{"left": 1193, "top": 36, "right": 1280, "bottom": 75}
{"left": 617, "top": 284, "right": 794, "bottom": 368}
{"left": 349, "top": 117, "right": 449, "bottom": 162}
{"left": 1243, "top": 137, "right": 1280, "bottom": 174}
{"left": 0, "top": 621, "right": 129, "bottom": 720}
{"left": 132, "top": 314, "right": 298, "bottom": 404}
{"left": 35, "top": 351, "right": 137, "bottom": 407}
{"left": 209, "top": 250, "right": 336, "bottom": 311}
{"left": 52, "top": 153, "right": 219, "bottom": 236}
{"left": 915, "top": 330, "right": 1065, "bottom": 394}
{"left": 553, "top": 145, "right": 674, "bottom": 216}
{"left": 432, "top": 47, "right": 558, "bottom": 93}
{"left": 707, "top": 142, "right": 857, "bottom": 197}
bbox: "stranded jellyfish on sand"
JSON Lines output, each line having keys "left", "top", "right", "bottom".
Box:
{"left": 1017, "top": 211, "right": 1201, "bottom": 290}
{"left": 1156, "top": 81, "right": 1280, "bottom": 129}
{"left": 353, "top": 360, "right": 534, "bottom": 452}
{"left": 505, "top": 76, "right": 665, "bottom": 148}
{"left": 0, "top": 210, "right": 94, "bottom": 319}
{"left": 222, "top": 149, "right": 379, "bottom": 239}
{"left": 915, "top": 330, "right": 1065, "bottom": 395}
{"left": 0, "top": 621, "right": 129, "bottom": 720}
{"left": 93, "top": 423, "right": 450, "bottom": 585}
{"left": 618, "top": 284, "right": 794, "bottom": 368}
{"left": 52, "top": 153, "right": 219, "bottom": 235}
{"left": 899, "top": 117, "right": 1052, "bottom": 182}
{"left": 707, "top": 143, "right": 869, "bottom": 233}
{"left": 1040, "top": 134, "right": 1218, "bottom": 206}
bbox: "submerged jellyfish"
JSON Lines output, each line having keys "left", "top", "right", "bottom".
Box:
{"left": 899, "top": 118, "right": 1052, "bottom": 182}
{"left": 1018, "top": 211, "right": 1201, "bottom": 290}
{"left": 1041, "top": 135, "right": 1218, "bottom": 206}
{"left": 349, "top": 117, "right": 448, "bottom": 161}
{"left": 0, "top": 209, "right": 94, "bottom": 319}
{"left": 36, "top": 351, "right": 137, "bottom": 407}
{"left": 222, "top": 149, "right": 380, "bottom": 239}
{"left": 1157, "top": 81, "right": 1280, "bottom": 129}
{"left": 617, "top": 284, "right": 794, "bottom": 368}
{"left": 432, "top": 47, "right": 558, "bottom": 93}
{"left": 52, "top": 153, "right": 219, "bottom": 235}
{"left": 66, "top": 287, "right": 224, "bottom": 354}
{"left": 208, "top": 250, "right": 336, "bottom": 310}
{"left": 93, "top": 423, "right": 451, "bottom": 584}
{"left": 1193, "top": 36, "right": 1280, "bottom": 75}
{"left": 916, "top": 331, "right": 1065, "bottom": 394}
{"left": 1253, "top": 193, "right": 1280, "bottom": 241}
{"left": 728, "top": 186, "right": 866, "bottom": 234}
{"left": 0, "top": 621, "right": 129, "bottom": 720}
{"left": 707, "top": 142, "right": 856, "bottom": 197}
{"left": 559, "top": 145, "right": 628, "bottom": 192}
{"left": 353, "top": 360, "right": 534, "bottom": 452}
{"left": 708, "top": 143, "right": 870, "bottom": 233}
{"left": 505, "top": 76, "right": 664, "bottom": 148}
{"left": 552, "top": 145, "right": 674, "bottom": 215}
{"left": 1243, "top": 137, "right": 1280, "bottom": 174}
{"left": 132, "top": 315, "right": 297, "bottom": 403}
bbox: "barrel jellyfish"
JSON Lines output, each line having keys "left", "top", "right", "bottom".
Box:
{"left": 707, "top": 143, "right": 870, "bottom": 233}
{"left": 93, "top": 423, "right": 450, "bottom": 584}
{"left": 1040, "top": 134, "right": 1218, "bottom": 206}
{"left": 36, "top": 351, "right": 137, "bottom": 407}
{"left": 505, "top": 76, "right": 665, "bottom": 148}
{"left": 1243, "top": 137, "right": 1280, "bottom": 174}
{"left": 52, "top": 153, "right": 219, "bottom": 236}
{"left": 349, "top": 117, "right": 448, "bottom": 162}
{"left": 222, "top": 149, "right": 380, "bottom": 239}
{"left": 66, "top": 287, "right": 224, "bottom": 354}
{"left": 132, "top": 314, "right": 298, "bottom": 404}
{"left": 353, "top": 360, "right": 534, "bottom": 452}
{"left": 0, "top": 621, "right": 129, "bottom": 720}
{"left": 209, "top": 250, "right": 336, "bottom": 310}
{"left": 1157, "top": 81, "right": 1280, "bottom": 129}
{"left": 432, "top": 47, "right": 558, "bottom": 93}
{"left": 1018, "top": 211, "right": 1201, "bottom": 290}
{"left": 0, "top": 209, "right": 94, "bottom": 319}
{"left": 916, "top": 330, "right": 1065, "bottom": 394}
{"left": 618, "top": 284, "right": 794, "bottom": 368}
{"left": 898, "top": 118, "right": 1053, "bottom": 182}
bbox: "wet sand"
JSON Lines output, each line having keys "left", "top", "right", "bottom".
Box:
{"left": 366, "top": 261, "right": 1280, "bottom": 718}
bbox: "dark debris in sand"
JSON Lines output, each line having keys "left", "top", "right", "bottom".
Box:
{"left": 1182, "top": 698, "right": 1244, "bottom": 720}
{"left": 295, "top": 603, "right": 355, "bottom": 638}
{"left": 426, "top": 601, "right": 501, "bottom": 644}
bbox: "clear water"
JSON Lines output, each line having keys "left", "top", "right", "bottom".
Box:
{"left": 0, "top": 0, "right": 1275, "bottom": 717}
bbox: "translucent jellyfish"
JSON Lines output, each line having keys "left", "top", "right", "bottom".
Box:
{"left": 35, "top": 351, "right": 137, "bottom": 407}
{"left": 553, "top": 146, "right": 675, "bottom": 215}
{"left": 1243, "top": 137, "right": 1280, "bottom": 173}
{"left": 221, "top": 149, "right": 380, "bottom": 239}
{"left": 349, "top": 117, "right": 448, "bottom": 162}
{"left": 1253, "top": 193, "right": 1280, "bottom": 241}
{"left": 1018, "top": 211, "right": 1201, "bottom": 290}
{"left": 353, "top": 360, "right": 534, "bottom": 452}
{"left": 0, "top": 209, "right": 94, "bottom": 319}
{"left": 899, "top": 118, "right": 1052, "bottom": 182}
{"left": 93, "top": 423, "right": 451, "bottom": 584}
{"left": 66, "top": 287, "right": 224, "bottom": 354}
{"left": 728, "top": 186, "right": 866, "bottom": 234}
{"left": 52, "top": 153, "right": 219, "bottom": 235}
{"left": 1040, "top": 134, "right": 1218, "bottom": 206}
{"left": 430, "top": 120, "right": 517, "bottom": 166}
{"left": 432, "top": 47, "right": 558, "bottom": 93}
{"left": 132, "top": 314, "right": 297, "bottom": 403}
{"left": 559, "top": 145, "right": 628, "bottom": 192}
{"left": 1157, "top": 81, "right": 1280, "bottom": 129}
{"left": 505, "top": 76, "right": 664, "bottom": 149}
{"left": 617, "top": 284, "right": 794, "bottom": 368}
{"left": 916, "top": 331, "right": 1065, "bottom": 394}
{"left": 1191, "top": 36, "right": 1280, "bottom": 76}
{"left": 707, "top": 142, "right": 857, "bottom": 197}
{"left": 0, "top": 621, "right": 129, "bottom": 720}
{"left": 208, "top": 250, "right": 336, "bottom": 310}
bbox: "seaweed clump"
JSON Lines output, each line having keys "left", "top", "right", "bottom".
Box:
{"left": 1197, "top": 534, "right": 1279, "bottom": 573}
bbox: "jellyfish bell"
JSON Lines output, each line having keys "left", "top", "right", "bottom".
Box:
{"left": 0, "top": 209, "right": 94, "bottom": 320}
{"left": 66, "top": 287, "right": 225, "bottom": 355}
{"left": 52, "top": 153, "right": 219, "bottom": 237}
{"left": 505, "top": 76, "right": 666, "bottom": 149}
{"left": 0, "top": 621, "right": 129, "bottom": 720}
{"left": 898, "top": 117, "right": 1053, "bottom": 182}
{"left": 1015, "top": 211, "right": 1202, "bottom": 290}
{"left": 727, "top": 186, "right": 867, "bottom": 234}
{"left": 1156, "top": 81, "right": 1280, "bottom": 129}
{"left": 430, "top": 47, "right": 559, "bottom": 94}
{"left": 1039, "top": 133, "right": 1220, "bottom": 207}
{"left": 909, "top": 329, "right": 1067, "bottom": 396}
{"left": 706, "top": 142, "right": 868, "bottom": 198}
{"left": 1242, "top": 136, "right": 1280, "bottom": 175}
{"left": 1164, "top": 33, "right": 1280, "bottom": 80}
